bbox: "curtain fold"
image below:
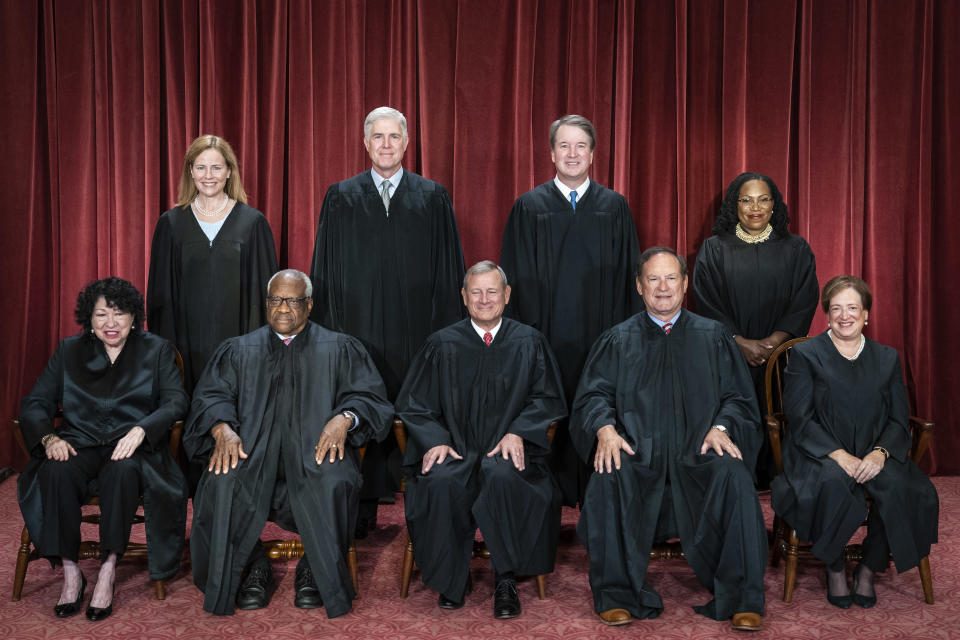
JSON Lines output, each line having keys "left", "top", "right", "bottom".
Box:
{"left": 1, "top": 0, "right": 957, "bottom": 473}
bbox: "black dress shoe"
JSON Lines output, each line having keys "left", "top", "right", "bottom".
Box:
{"left": 54, "top": 572, "right": 86, "bottom": 618}
{"left": 825, "top": 568, "right": 852, "bottom": 609}
{"left": 438, "top": 576, "right": 472, "bottom": 610}
{"left": 354, "top": 514, "right": 377, "bottom": 540}
{"left": 853, "top": 564, "right": 877, "bottom": 608}
{"left": 493, "top": 578, "right": 521, "bottom": 619}
{"left": 85, "top": 582, "right": 114, "bottom": 622}
{"left": 294, "top": 564, "right": 322, "bottom": 609}
{"left": 236, "top": 565, "right": 276, "bottom": 610}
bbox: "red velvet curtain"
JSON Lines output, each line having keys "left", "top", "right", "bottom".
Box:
{"left": 1, "top": 0, "right": 957, "bottom": 473}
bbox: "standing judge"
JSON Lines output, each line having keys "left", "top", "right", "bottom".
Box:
{"left": 571, "top": 247, "right": 767, "bottom": 632}
{"left": 148, "top": 134, "right": 278, "bottom": 392}
{"left": 310, "top": 106, "right": 465, "bottom": 537}
{"left": 396, "top": 261, "right": 567, "bottom": 618}
{"left": 184, "top": 270, "right": 393, "bottom": 618}
{"left": 500, "top": 114, "right": 640, "bottom": 506}
{"left": 771, "top": 276, "right": 938, "bottom": 609}
{"left": 693, "top": 172, "right": 818, "bottom": 485}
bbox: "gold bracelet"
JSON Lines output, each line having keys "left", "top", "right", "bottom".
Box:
{"left": 872, "top": 446, "right": 889, "bottom": 459}
{"left": 40, "top": 433, "right": 57, "bottom": 447}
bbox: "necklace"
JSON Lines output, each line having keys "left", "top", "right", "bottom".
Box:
{"left": 735, "top": 223, "right": 773, "bottom": 244}
{"left": 828, "top": 329, "right": 865, "bottom": 360}
{"left": 193, "top": 194, "right": 230, "bottom": 217}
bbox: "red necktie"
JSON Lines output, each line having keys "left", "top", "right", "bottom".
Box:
{"left": 484, "top": 332, "right": 493, "bottom": 346}
{"left": 283, "top": 337, "right": 292, "bottom": 345}
{"left": 663, "top": 322, "right": 672, "bottom": 335}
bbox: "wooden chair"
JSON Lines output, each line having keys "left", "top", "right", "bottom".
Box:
{"left": 260, "top": 445, "right": 365, "bottom": 597}
{"left": 395, "top": 418, "right": 555, "bottom": 599}
{"left": 764, "top": 336, "right": 935, "bottom": 604}
{"left": 12, "top": 349, "right": 187, "bottom": 602}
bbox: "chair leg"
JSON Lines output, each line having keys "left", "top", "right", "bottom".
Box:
{"left": 348, "top": 544, "right": 359, "bottom": 598}
{"left": 154, "top": 579, "right": 165, "bottom": 600}
{"left": 400, "top": 532, "right": 414, "bottom": 598}
{"left": 12, "top": 525, "right": 32, "bottom": 601}
{"left": 782, "top": 528, "right": 800, "bottom": 603}
{"left": 918, "top": 556, "right": 934, "bottom": 604}
{"left": 535, "top": 574, "right": 546, "bottom": 600}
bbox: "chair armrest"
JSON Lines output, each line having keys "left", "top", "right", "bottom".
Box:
{"left": 393, "top": 418, "right": 407, "bottom": 455}
{"left": 908, "top": 416, "right": 934, "bottom": 466}
{"left": 765, "top": 413, "right": 785, "bottom": 475}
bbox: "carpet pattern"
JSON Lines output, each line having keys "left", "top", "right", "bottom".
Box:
{"left": 0, "top": 476, "right": 956, "bottom": 639}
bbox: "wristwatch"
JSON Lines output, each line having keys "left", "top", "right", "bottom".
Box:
{"left": 40, "top": 433, "right": 57, "bottom": 447}
{"left": 711, "top": 425, "right": 728, "bottom": 433}
{"left": 872, "top": 446, "right": 889, "bottom": 459}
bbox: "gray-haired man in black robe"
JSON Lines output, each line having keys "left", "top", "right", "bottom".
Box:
{"left": 571, "top": 247, "right": 767, "bottom": 632}
{"left": 184, "top": 269, "right": 393, "bottom": 618}
{"left": 396, "top": 261, "right": 566, "bottom": 618}
{"left": 310, "top": 106, "right": 465, "bottom": 538}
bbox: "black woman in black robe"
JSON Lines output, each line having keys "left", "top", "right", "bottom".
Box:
{"left": 310, "top": 108, "right": 465, "bottom": 535}
{"left": 500, "top": 115, "right": 641, "bottom": 507}
{"left": 693, "top": 172, "right": 818, "bottom": 486}
{"left": 185, "top": 271, "right": 393, "bottom": 618}
{"left": 771, "top": 276, "right": 938, "bottom": 608}
{"left": 18, "top": 278, "right": 188, "bottom": 621}
{"left": 396, "top": 263, "right": 566, "bottom": 615}
{"left": 147, "top": 135, "right": 278, "bottom": 393}
{"left": 571, "top": 248, "right": 767, "bottom": 631}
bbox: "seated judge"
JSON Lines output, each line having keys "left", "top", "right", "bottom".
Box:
{"left": 771, "top": 276, "right": 938, "bottom": 609}
{"left": 571, "top": 247, "right": 767, "bottom": 632}
{"left": 396, "top": 260, "right": 567, "bottom": 618}
{"left": 18, "top": 277, "right": 188, "bottom": 621}
{"left": 184, "top": 269, "right": 393, "bottom": 618}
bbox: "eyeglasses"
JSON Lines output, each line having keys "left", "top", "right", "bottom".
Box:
{"left": 738, "top": 196, "right": 774, "bottom": 207}
{"left": 266, "top": 296, "right": 310, "bottom": 309}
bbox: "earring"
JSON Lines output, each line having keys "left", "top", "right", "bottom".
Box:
{"left": 865, "top": 320, "right": 868, "bottom": 325}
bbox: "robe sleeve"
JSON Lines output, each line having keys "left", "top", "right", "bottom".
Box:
{"left": 19, "top": 341, "right": 66, "bottom": 454}
{"left": 137, "top": 339, "right": 189, "bottom": 450}
{"left": 333, "top": 336, "right": 394, "bottom": 448}
{"left": 309, "top": 186, "right": 343, "bottom": 331}
{"left": 146, "top": 212, "right": 179, "bottom": 339}
{"left": 614, "top": 199, "right": 643, "bottom": 316}
{"left": 395, "top": 340, "right": 454, "bottom": 465}
{"left": 711, "top": 330, "right": 763, "bottom": 466}
{"left": 569, "top": 330, "right": 624, "bottom": 463}
{"left": 240, "top": 212, "right": 279, "bottom": 334}
{"left": 499, "top": 198, "right": 541, "bottom": 327}
{"left": 874, "top": 353, "right": 912, "bottom": 462}
{"left": 429, "top": 186, "right": 467, "bottom": 331}
{"left": 692, "top": 238, "right": 738, "bottom": 335}
{"left": 182, "top": 340, "right": 241, "bottom": 462}
{"left": 783, "top": 347, "right": 845, "bottom": 458}
{"left": 772, "top": 238, "right": 818, "bottom": 337}
{"left": 505, "top": 335, "right": 568, "bottom": 452}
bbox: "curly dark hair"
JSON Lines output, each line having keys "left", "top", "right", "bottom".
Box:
{"left": 74, "top": 277, "right": 145, "bottom": 336}
{"left": 713, "top": 172, "right": 790, "bottom": 236}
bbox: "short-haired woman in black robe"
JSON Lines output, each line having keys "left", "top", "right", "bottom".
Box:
{"left": 771, "top": 276, "right": 938, "bottom": 608}
{"left": 693, "top": 172, "right": 819, "bottom": 485}
{"left": 17, "top": 278, "right": 188, "bottom": 621}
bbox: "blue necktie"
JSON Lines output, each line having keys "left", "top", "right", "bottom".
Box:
{"left": 570, "top": 190, "right": 578, "bottom": 210}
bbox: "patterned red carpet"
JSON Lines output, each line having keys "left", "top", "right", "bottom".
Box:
{"left": 0, "top": 475, "right": 956, "bottom": 640}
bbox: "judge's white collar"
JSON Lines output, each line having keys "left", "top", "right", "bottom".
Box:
{"left": 554, "top": 176, "right": 590, "bottom": 201}
{"left": 471, "top": 318, "right": 503, "bottom": 343}
{"left": 647, "top": 310, "right": 681, "bottom": 329}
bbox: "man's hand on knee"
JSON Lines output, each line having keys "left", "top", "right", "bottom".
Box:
{"left": 421, "top": 445, "right": 462, "bottom": 474}
{"left": 594, "top": 425, "right": 635, "bottom": 473}
{"left": 208, "top": 423, "right": 247, "bottom": 475}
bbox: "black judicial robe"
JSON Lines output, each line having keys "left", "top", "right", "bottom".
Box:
{"left": 500, "top": 180, "right": 641, "bottom": 505}
{"left": 147, "top": 203, "right": 278, "bottom": 391}
{"left": 396, "top": 318, "right": 567, "bottom": 599}
{"left": 18, "top": 332, "right": 188, "bottom": 580}
{"left": 571, "top": 311, "right": 767, "bottom": 620}
{"left": 771, "top": 333, "right": 938, "bottom": 572}
{"left": 309, "top": 170, "right": 465, "bottom": 399}
{"left": 184, "top": 322, "right": 393, "bottom": 617}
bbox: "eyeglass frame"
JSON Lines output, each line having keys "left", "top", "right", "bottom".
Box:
{"left": 265, "top": 296, "right": 310, "bottom": 309}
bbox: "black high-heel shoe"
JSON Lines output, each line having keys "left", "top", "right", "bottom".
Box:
{"left": 852, "top": 564, "right": 877, "bottom": 608}
{"left": 825, "top": 567, "right": 852, "bottom": 609}
{"left": 54, "top": 572, "right": 87, "bottom": 618}
{"left": 85, "top": 581, "right": 115, "bottom": 621}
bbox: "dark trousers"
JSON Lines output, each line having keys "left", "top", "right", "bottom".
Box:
{"left": 36, "top": 445, "right": 142, "bottom": 562}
